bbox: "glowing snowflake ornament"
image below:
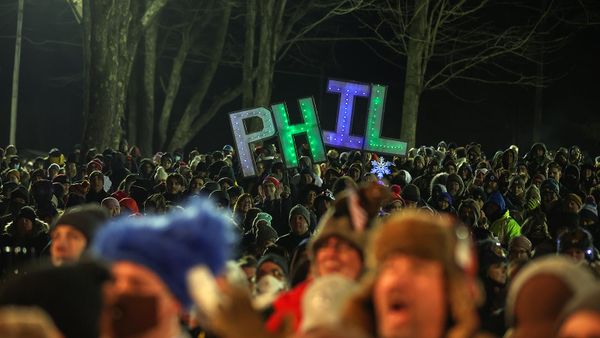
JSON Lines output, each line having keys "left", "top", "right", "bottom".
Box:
{"left": 370, "top": 156, "right": 392, "bottom": 180}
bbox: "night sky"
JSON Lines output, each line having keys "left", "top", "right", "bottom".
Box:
{"left": 1, "top": 0, "right": 599, "bottom": 158}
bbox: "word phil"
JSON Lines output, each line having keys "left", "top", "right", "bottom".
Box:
{"left": 229, "top": 79, "right": 407, "bottom": 177}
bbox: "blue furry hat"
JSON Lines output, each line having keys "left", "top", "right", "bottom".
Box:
{"left": 92, "top": 197, "right": 237, "bottom": 308}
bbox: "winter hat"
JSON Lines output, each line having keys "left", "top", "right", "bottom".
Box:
{"left": 300, "top": 275, "right": 358, "bottom": 333}
{"left": 438, "top": 191, "right": 453, "bottom": 206}
{"left": 52, "top": 174, "right": 69, "bottom": 184}
{"left": 508, "top": 236, "right": 533, "bottom": 254}
{"left": 557, "top": 227, "right": 593, "bottom": 257}
{"left": 209, "top": 190, "right": 230, "bottom": 208}
{"left": 255, "top": 223, "right": 278, "bottom": 248}
{"left": 262, "top": 176, "right": 280, "bottom": 188}
{"left": 257, "top": 253, "right": 289, "bottom": 279}
{"left": 48, "top": 163, "right": 60, "bottom": 173}
{"left": 389, "top": 184, "right": 402, "bottom": 200}
{"left": 222, "top": 145, "right": 234, "bottom": 154}
{"left": 308, "top": 209, "right": 366, "bottom": 260}
{"left": 92, "top": 198, "right": 236, "bottom": 308}
{"left": 0, "top": 261, "right": 111, "bottom": 338}
{"left": 541, "top": 178, "right": 560, "bottom": 195}
{"left": 579, "top": 196, "right": 598, "bottom": 223}
{"left": 252, "top": 212, "right": 273, "bottom": 228}
{"left": 53, "top": 204, "right": 109, "bottom": 243}
{"left": 477, "top": 238, "right": 507, "bottom": 273}
{"left": 505, "top": 256, "right": 596, "bottom": 338}
{"left": 484, "top": 191, "right": 507, "bottom": 213}
{"left": 342, "top": 210, "right": 479, "bottom": 338}
{"left": 446, "top": 173, "right": 464, "bottom": 193}
{"left": 118, "top": 197, "right": 140, "bottom": 216}
{"left": 17, "top": 206, "right": 36, "bottom": 222}
{"left": 564, "top": 193, "right": 582, "bottom": 210}
{"left": 401, "top": 184, "right": 420, "bottom": 203}
{"left": 289, "top": 204, "right": 310, "bottom": 226}
{"left": 557, "top": 284, "right": 600, "bottom": 331}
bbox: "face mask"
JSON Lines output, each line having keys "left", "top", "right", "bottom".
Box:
{"left": 110, "top": 294, "right": 158, "bottom": 338}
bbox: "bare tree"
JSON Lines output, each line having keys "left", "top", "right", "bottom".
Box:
{"left": 80, "top": 0, "right": 169, "bottom": 151}
{"left": 358, "top": 0, "right": 567, "bottom": 149}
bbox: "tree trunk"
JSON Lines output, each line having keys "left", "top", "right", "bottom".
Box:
{"left": 82, "top": 0, "right": 166, "bottom": 151}
{"left": 254, "top": 0, "right": 275, "bottom": 106}
{"left": 400, "top": 0, "right": 428, "bottom": 150}
{"left": 167, "top": 2, "right": 232, "bottom": 151}
{"left": 128, "top": 60, "right": 139, "bottom": 147}
{"left": 158, "top": 31, "right": 190, "bottom": 149}
{"left": 242, "top": 0, "right": 257, "bottom": 108}
{"left": 9, "top": 0, "right": 24, "bottom": 146}
{"left": 140, "top": 5, "right": 159, "bottom": 156}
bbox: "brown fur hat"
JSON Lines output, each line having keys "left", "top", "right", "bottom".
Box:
{"left": 342, "top": 210, "right": 481, "bottom": 338}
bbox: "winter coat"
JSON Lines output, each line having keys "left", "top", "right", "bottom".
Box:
{"left": 489, "top": 210, "right": 521, "bottom": 246}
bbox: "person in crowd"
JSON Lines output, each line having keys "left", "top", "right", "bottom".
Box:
{"left": 342, "top": 209, "right": 481, "bottom": 338}
{"left": 49, "top": 204, "right": 108, "bottom": 266}
{"left": 92, "top": 198, "right": 234, "bottom": 338}
{"left": 505, "top": 256, "right": 596, "bottom": 338}
{"left": 86, "top": 171, "right": 109, "bottom": 204}
{"left": 556, "top": 285, "right": 600, "bottom": 338}
{"left": 477, "top": 238, "right": 508, "bottom": 336}
{"left": 483, "top": 191, "right": 521, "bottom": 245}
{"left": 275, "top": 204, "right": 312, "bottom": 259}
{"left": 101, "top": 197, "right": 121, "bottom": 217}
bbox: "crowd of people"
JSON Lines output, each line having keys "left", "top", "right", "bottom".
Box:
{"left": 0, "top": 140, "right": 598, "bottom": 338}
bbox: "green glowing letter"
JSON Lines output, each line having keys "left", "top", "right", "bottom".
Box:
{"left": 363, "top": 84, "right": 408, "bottom": 156}
{"left": 272, "top": 97, "right": 326, "bottom": 168}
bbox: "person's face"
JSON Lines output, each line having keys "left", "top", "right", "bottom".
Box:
{"left": 566, "top": 200, "right": 581, "bottom": 213}
{"left": 564, "top": 248, "right": 586, "bottom": 262}
{"left": 105, "top": 202, "right": 121, "bottom": 217}
{"left": 49, "top": 168, "right": 59, "bottom": 178}
{"left": 16, "top": 217, "right": 33, "bottom": 234}
{"left": 536, "top": 147, "right": 544, "bottom": 157}
{"left": 511, "top": 183, "right": 524, "bottom": 197}
{"left": 558, "top": 311, "right": 600, "bottom": 338}
{"left": 92, "top": 174, "right": 104, "bottom": 192}
{"left": 389, "top": 200, "right": 404, "bottom": 213}
{"left": 468, "top": 151, "right": 479, "bottom": 164}
{"left": 415, "top": 159, "right": 424, "bottom": 170}
{"left": 50, "top": 225, "right": 87, "bottom": 265}
{"left": 256, "top": 261, "right": 286, "bottom": 283}
{"left": 166, "top": 178, "right": 183, "bottom": 194}
{"left": 484, "top": 181, "right": 498, "bottom": 194}
{"left": 263, "top": 182, "right": 277, "bottom": 198}
{"left": 314, "top": 237, "right": 363, "bottom": 280}
{"left": 459, "top": 207, "right": 476, "bottom": 226}
{"left": 542, "top": 189, "right": 558, "bottom": 205}
{"left": 509, "top": 247, "right": 530, "bottom": 262}
{"left": 487, "top": 263, "right": 507, "bottom": 285}
{"left": 446, "top": 165, "right": 456, "bottom": 175}
{"left": 190, "top": 178, "right": 204, "bottom": 192}
{"left": 548, "top": 167, "right": 561, "bottom": 182}
{"left": 161, "top": 158, "right": 173, "bottom": 170}
{"left": 290, "top": 214, "right": 308, "bottom": 235}
{"left": 219, "top": 181, "right": 231, "bottom": 191}
{"left": 108, "top": 262, "right": 180, "bottom": 331}
{"left": 307, "top": 190, "right": 317, "bottom": 206}
{"left": 447, "top": 182, "right": 460, "bottom": 196}
{"left": 405, "top": 200, "right": 418, "bottom": 209}
{"left": 238, "top": 197, "right": 253, "bottom": 213}
{"left": 437, "top": 199, "right": 449, "bottom": 210}
{"left": 373, "top": 254, "right": 446, "bottom": 338}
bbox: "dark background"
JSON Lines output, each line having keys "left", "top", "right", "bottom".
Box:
{"left": 1, "top": 0, "right": 599, "bottom": 158}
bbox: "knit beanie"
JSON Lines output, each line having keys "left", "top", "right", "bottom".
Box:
{"left": 255, "top": 223, "right": 278, "bottom": 247}
{"left": 257, "top": 253, "right": 289, "bottom": 278}
{"left": 580, "top": 196, "right": 598, "bottom": 223}
{"left": 17, "top": 206, "right": 36, "bottom": 222}
{"left": 564, "top": 193, "right": 583, "bottom": 210}
{"left": 253, "top": 212, "right": 273, "bottom": 228}
{"left": 401, "top": 184, "right": 420, "bottom": 203}
{"left": 289, "top": 204, "right": 310, "bottom": 227}
{"left": 119, "top": 198, "right": 140, "bottom": 215}
{"left": 52, "top": 204, "right": 109, "bottom": 243}
{"left": 508, "top": 235, "right": 533, "bottom": 254}
{"left": 92, "top": 198, "right": 236, "bottom": 308}
{"left": 541, "top": 178, "right": 560, "bottom": 195}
